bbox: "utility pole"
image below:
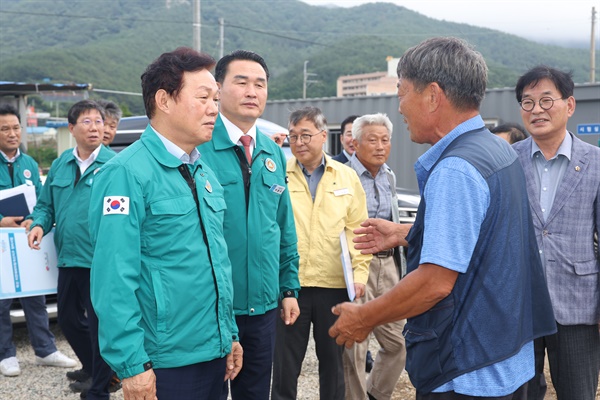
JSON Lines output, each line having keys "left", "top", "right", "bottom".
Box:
{"left": 591, "top": 6, "right": 597, "bottom": 83}
{"left": 303, "top": 61, "right": 318, "bottom": 99}
{"left": 193, "top": 0, "right": 201, "bottom": 51}
{"left": 219, "top": 18, "right": 225, "bottom": 59}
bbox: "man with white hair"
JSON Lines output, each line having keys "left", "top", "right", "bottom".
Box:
{"left": 344, "top": 113, "right": 406, "bottom": 400}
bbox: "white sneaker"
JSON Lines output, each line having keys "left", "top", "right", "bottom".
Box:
{"left": 0, "top": 357, "right": 21, "bottom": 376}
{"left": 35, "top": 351, "right": 77, "bottom": 368}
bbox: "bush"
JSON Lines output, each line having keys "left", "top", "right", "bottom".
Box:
{"left": 26, "top": 139, "right": 57, "bottom": 169}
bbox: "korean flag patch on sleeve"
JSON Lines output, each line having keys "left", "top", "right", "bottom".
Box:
{"left": 103, "top": 196, "right": 130, "bottom": 215}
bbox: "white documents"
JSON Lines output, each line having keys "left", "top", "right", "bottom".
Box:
{"left": 340, "top": 229, "right": 356, "bottom": 302}
{"left": 0, "top": 228, "right": 58, "bottom": 299}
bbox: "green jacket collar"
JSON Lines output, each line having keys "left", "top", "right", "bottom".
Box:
{"left": 140, "top": 124, "right": 193, "bottom": 169}
{"left": 64, "top": 145, "right": 115, "bottom": 165}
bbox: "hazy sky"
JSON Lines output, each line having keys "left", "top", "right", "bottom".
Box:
{"left": 301, "top": 0, "right": 599, "bottom": 46}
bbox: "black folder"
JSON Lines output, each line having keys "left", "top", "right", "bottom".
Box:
{"left": 0, "top": 193, "right": 30, "bottom": 218}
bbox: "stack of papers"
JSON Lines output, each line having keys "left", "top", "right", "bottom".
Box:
{"left": 340, "top": 230, "right": 356, "bottom": 301}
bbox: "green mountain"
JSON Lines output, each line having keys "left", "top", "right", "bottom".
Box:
{"left": 0, "top": 0, "right": 596, "bottom": 115}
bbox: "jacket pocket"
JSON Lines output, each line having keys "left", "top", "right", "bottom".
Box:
{"left": 262, "top": 173, "right": 285, "bottom": 193}
{"left": 403, "top": 296, "right": 454, "bottom": 387}
{"left": 404, "top": 328, "right": 442, "bottom": 385}
{"left": 202, "top": 196, "right": 227, "bottom": 233}
{"left": 203, "top": 196, "right": 226, "bottom": 213}
{"left": 150, "top": 197, "right": 195, "bottom": 215}
{"left": 572, "top": 259, "right": 599, "bottom": 276}
{"left": 150, "top": 269, "right": 167, "bottom": 333}
{"left": 50, "top": 178, "right": 72, "bottom": 189}
{"left": 217, "top": 170, "right": 239, "bottom": 186}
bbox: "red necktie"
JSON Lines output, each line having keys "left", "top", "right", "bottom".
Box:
{"left": 239, "top": 135, "right": 253, "bottom": 165}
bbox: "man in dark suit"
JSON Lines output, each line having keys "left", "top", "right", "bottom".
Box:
{"left": 332, "top": 115, "right": 359, "bottom": 163}
{"left": 513, "top": 66, "right": 600, "bottom": 400}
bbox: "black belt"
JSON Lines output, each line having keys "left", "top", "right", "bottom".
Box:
{"left": 375, "top": 248, "right": 394, "bottom": 258}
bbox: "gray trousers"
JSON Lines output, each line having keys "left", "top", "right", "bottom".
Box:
{"left": 527, "top": 322, "right": 600, "bottom": 400}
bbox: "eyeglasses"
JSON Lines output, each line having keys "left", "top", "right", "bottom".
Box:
{"left": 519, "top": 96, "right": 564, "bottom": 112}
{"left": 0, "top": 125, "right": 22, "bottom": 134}
{"left": 76, "top": 118, "right": 104, "bottom": 127}
{"left": 288, "top": 131, "right": 323, "bottom": 144}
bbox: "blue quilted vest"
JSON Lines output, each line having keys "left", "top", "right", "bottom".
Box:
{"left": 404, "top": 128, "right": 556, "bottom": 393}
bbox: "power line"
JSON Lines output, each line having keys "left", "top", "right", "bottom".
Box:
{"left": 224, "top": 22, "right": 334, "bottom": 48}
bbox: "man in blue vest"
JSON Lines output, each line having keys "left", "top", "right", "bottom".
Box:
{"left": 329, "top": 37, "right": 557, "bottom": 399}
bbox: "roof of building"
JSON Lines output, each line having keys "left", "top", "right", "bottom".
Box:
{"left": 0, "top": 81, "right": 92, "bottom": 96}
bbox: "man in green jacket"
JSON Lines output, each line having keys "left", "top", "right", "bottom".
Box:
{"left": 89, "top": 47, "right": 241, "bottom": 400}
{"left": 0, "top": 104, "right": 77, "bottom": 377}
{"left": 198, "top": 49, "right": 300, "bottom": 400}
{"left": 28, "top": 100, "right": 116, "bottom": 400}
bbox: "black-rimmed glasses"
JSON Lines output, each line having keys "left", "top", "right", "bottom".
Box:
{"left": 288, "top": 131, "right": 322, "bottom": 144}
{"left": 519, "top": 96, "right": 564, "bottom": 112}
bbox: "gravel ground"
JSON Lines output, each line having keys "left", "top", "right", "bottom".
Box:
{"left": 2, "top": 322, "right": 592, "bottom": 400}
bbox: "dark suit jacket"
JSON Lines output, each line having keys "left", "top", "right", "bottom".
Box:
{"left": 332, "top": 152, "right": 349, "bottom": 163}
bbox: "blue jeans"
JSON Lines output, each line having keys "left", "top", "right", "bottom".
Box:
{"left": 0, "top": 295, "right": 57, "bottom": 361}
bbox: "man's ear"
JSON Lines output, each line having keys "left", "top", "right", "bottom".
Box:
{"left": 427, "top": 82, "right": 443, "bottom": 112}
{"left": 566, "top": 96, "right": 576, "bottom": 117}
{"left": 155, "top": 89, "right": 170, "bottom": 114}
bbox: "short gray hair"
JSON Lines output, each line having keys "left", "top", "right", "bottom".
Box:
{"left": 397, "top": 37, "right": 487, "bottom": 111}
{"left": 288, "top": 106, "right": 328, "bottom": 132}
{"left": 352, "top": 113, "right": 393, "bottom": 142}
{"left": 97, "top": 99, "right": 123, "bottom": 121}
